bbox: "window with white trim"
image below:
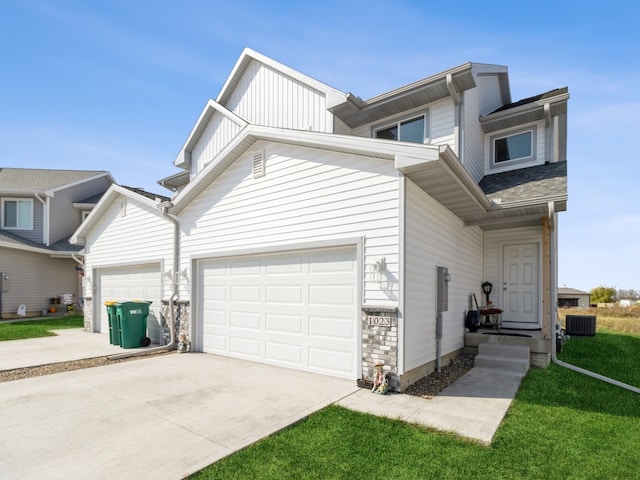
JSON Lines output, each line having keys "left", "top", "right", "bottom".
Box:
{"left": 375, "top": 113, "right": 428, "bottom": 144}
{"left": 2, "top": 198, "right": 34, "bottom": 230}
{"left": 491, "top": 128, "right": 536, "bottom": 166}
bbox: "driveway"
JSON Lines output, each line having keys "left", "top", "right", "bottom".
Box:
{"left": 0, "top": 350, "right": 359, "bottom": 479}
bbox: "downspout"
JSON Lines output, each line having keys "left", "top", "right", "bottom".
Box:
{"left": 34, "top": 193, "right": 49, "bottom": 246}
{"left": 108, "top": 201, "right": 178, "bottom": 360}
{"left": 548, "top": 201, "right": 640, "bottom": 394}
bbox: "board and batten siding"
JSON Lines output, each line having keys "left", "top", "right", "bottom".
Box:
{"left": 84, "top": 197, "right": 174, "bottom": 299}
{"left": 192, "top": 112, "right": 244, "bottom": 176}
{"left": 483, "top": 226, "right": 542, "bottom": 290}
{"left": 403, "top": 179, "right": 483, "bottom": 372}
{"left": 0, "top": 247, "right": 78, "bottom": 314}
{"left": 225, "top": 60, "right": 331, "bottom": 133}
{"left": 179, "top": 141, "right": 401, "bottom": 305}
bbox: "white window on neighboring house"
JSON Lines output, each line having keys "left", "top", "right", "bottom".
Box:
{"left": 374, "top": 113, "right": 428, "bottom": 144}
{"left": 492, "top": 128, "right": 536, "bottom": 165}
{"left": 2, "top": 198, "right": 34, "bottom": 230}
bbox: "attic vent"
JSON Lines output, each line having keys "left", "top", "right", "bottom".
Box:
{"left": 119, "top": 199, "right": 127, "bottom": 217}
{"left": 252, "top": 149, "right": 265, "bottom": 178}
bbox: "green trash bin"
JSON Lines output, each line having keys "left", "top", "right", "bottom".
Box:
{"left": 115, "top": 301, "right": 152, "bottom": 349}
{"left": 104, "top": 301, "right": 120, "bottom": 346}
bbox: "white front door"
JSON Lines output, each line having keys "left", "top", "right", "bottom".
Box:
{"left": 501, "top": 243, "right": 540, "bottom": 329}
{"left": 197, "top": 247, "right": 358, "bottom": 379}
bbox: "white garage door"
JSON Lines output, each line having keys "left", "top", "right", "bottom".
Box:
{"left": 97, "top": 264, "right": 163, "bottom": 345}
{"left": 198, "top": 247, "right": 358, "bottom": 379}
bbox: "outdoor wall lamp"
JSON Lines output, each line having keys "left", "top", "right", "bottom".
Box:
{"left": 481, "top": 281, "right": 493, "bottom": 304}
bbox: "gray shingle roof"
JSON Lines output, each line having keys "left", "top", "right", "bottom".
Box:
{"left": 489, "top": 87, "right": 569, "bottom": 114}
{"left": 121, "top": 186, "right": 171, "bottom": 202}
{"left": 479, "top": 161, "right": 567, "bottom": 204}
{"left": 0, "top": 230, "right": 82, "bottom": 253}
{"left": 0, "top": 168, "right": 109, "bottom": 193}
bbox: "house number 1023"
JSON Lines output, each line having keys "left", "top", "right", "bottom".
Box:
{"left": 367, "top": 316, "right": 392, "bottom": 327}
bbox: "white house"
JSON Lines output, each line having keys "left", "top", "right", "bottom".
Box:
{"left": 72, "top": 48, "right": 568, "bottom": 389}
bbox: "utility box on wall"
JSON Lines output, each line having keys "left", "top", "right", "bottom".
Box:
{"left": 436, "top": 266, "right": 450, "bottom": 312}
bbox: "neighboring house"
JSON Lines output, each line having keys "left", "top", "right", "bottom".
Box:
{"left": 72, "top": 48, "right": 569, "bottom": 389}
{"left": 0, "top": 168, "right": 113, "bottom": 318}
{"left": 557, "top": 287, "right": 591, "bottom": 308}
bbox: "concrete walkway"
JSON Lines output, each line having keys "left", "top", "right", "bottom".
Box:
{"left": 0, "top": 329, "right": 126, "bottom": 371}
{"left": 337, "top": 367, "right": 524, "bottom": 445}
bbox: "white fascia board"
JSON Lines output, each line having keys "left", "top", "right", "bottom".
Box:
{"left": 437, "top": 145, "right": 493, "bottom": 211}
{"left": 173, "top": 99, "right": 249, "bottom": 168}
{"left": 481, "top": 92, "right": 570, "bottom": 123}
{"left": 216, "top": 48, "right": 347, "bottom": 109}
{"left": 170, "top": 125, "right": 443, "bottom": 215}
{"left": 70, "top": 185, "right": 162, "bottom": 245}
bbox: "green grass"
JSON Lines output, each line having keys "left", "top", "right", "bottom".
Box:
{"left": 0, "top": 316, "right": 84, "bottom": 341}
{"left": 190, "top": 330, "right": 640, "bottom": 480}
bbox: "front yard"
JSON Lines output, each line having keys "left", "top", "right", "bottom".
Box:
{"left": 191, "top": 327, "right": 640, "bottom": 479}
{"left": 0, "top": 316, "right": 84, "bottom": 341}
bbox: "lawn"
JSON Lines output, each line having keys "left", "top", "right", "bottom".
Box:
{"left": 0, "top": 316, "right": 84, "bottom": 341}
{"left": 190, "top": 328, "right": 640, "bottom": 479}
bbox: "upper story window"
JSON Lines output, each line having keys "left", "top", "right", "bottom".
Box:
{"left": 2, "top": 198, "right": 34, "bottom": 230}
{"left": 375, "top": 114, "right": 428, "bottom": 144}
{"left": 492, "top": 128, "right": 535, "bottom": 165}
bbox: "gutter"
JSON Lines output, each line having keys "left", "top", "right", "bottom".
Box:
{"left": 108, "top": 201, "right": 179, "bottom": 360}
{"left": 548, "top": 201, "right": 640, "bottom": 394}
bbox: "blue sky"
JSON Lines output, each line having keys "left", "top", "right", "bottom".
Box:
{"left": 1, "top": 0, "right": 639, "bottom": 292}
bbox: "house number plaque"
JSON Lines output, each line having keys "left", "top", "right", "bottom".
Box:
{"left": 367, "top": 316, "right": 392, "bottom": 327}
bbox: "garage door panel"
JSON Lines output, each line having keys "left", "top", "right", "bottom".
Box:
{"left": 266, "top": 313, "right": 303, "bottom": 335}
{"left": 266, "top": 285, "right": 303, "bottom": 304}
{"left": 309, "top": 348, "right": 354, "bottom": 375}
{"left": 230, "top": 336, "right": 261, "bottom": 358}
{"left": 230, "top": 285, "right": 261, "bottom": 302}
{"left": 309, "top": 316, "right": 354, "bottom": 339}
{"left": 230, "top": 311, "right": 261, "bottom": 330}
{"left": 199, "top": 247, "right": 358, "bottom": 379}
{"left": 266, "top": 342, "right": 303, "bottom": 366}
{"left": 309, "top": 285, "right": 355, "bottom": 306}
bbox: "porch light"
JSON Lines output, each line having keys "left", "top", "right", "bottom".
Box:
{"left": 481, "top": 281, "right": 493, "bottom": 304}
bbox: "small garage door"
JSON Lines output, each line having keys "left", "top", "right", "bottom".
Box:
{"left": 198, "top": 247, "right": 358, "bottom": 379}
{"left": 97, "top": 264, "right": 163, "bottom": 345}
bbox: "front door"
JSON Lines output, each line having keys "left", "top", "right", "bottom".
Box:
{"left": 501, "top": 243, "right": 540, "bottom": 329}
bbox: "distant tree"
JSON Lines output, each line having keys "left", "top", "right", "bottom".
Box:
{"left": 617, "top": 289, "right": 640, "bottom": 300}
{"left": 590, "top": 286, "right": 616, "bottom": 304}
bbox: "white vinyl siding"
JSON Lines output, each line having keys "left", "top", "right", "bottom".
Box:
{"left": 179, "top": 142, "right": 400, "bottom": 306}
{"left": 403, "top": 179, "right": 483, "bottom": 372}
{"left": 429, "top": 98, "right": 456, "bottom": 150}
{"left": 84, "top": 197, "right": 174, "bottom": 300}
{"left": 192, "top": 112, "right": 244, "bottom": 176}
{"left": 226, "top": 60, "right": 330, "bottom": 132}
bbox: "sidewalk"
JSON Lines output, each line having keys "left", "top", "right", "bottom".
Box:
{"left": 337, "top": 367, "right": 524, "bottom": 445}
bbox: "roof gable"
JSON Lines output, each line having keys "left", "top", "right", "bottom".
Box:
{"left": 70, "top": 185, "right": 169, "bottom": 245}
{"left": 174, "top": 100, "right": 249, "bottom": 169}
{"left": 217, "top": 48, "right": 347, "bottom": 110}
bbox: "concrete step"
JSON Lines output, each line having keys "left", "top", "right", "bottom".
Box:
{"left": 478, "top": 343, "right": 530, "bottom": 361}
{"left": 474, "top": 343, "right": 530, "bottom": 377}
